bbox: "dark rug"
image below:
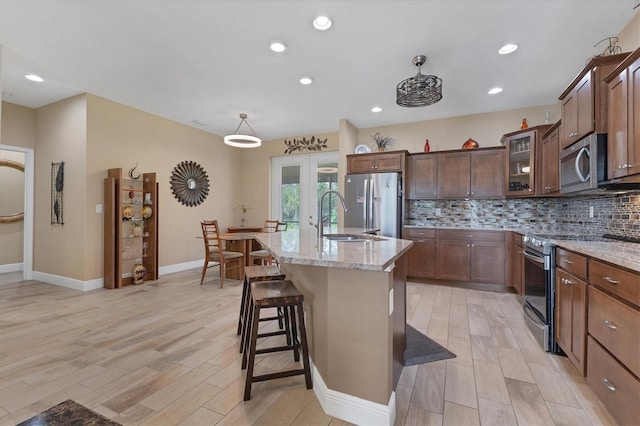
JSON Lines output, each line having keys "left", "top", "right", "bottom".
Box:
{"left": 16, "top": 400, "right": 121, "bottom": 426}
{"left": 404, "top": 324, "right": 456, "bottom": 366}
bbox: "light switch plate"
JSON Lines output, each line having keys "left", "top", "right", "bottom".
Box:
{"left": 589, "top": 206, "right": 594, "bottom": 218}
{"left": 435, "top": 208, "right": 442, "bottom": 216}
{"left": 389, "top": 288, "right": 394, "bottom": 315}
{"left": 96, "top": 204, "right": 103, "bottom": 213}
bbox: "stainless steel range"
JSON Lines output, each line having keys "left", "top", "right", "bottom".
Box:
{"left": 522, "top": 233, "right": 559, "bottom": 353}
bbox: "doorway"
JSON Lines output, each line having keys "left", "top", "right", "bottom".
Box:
{"left": 0, "top": 144, "right": 34, "bottom": 280}
{"left": 271, "top": 152, "right": 339, "bottom": 231}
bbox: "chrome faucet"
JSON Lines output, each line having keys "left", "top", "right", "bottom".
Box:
{"left": 317, "top": 190, "right": 348, "bottom": 238}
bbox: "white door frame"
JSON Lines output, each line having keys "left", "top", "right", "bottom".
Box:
{"left": 0, "top": 143, "right": 34, "bottom": 280}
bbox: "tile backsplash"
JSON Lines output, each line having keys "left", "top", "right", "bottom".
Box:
{"left": 406, "top": 193, "right": 640, "bottom": 238}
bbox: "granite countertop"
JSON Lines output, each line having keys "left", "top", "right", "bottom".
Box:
{"left": 254, "top": 228, "right": 413, "bottom": 272}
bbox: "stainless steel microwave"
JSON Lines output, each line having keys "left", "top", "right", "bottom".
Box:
{"left": 560, "top": 133, "right": 607, "bottom": 194}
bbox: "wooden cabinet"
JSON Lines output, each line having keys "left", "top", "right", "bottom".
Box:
{"left": 501, "top": 126, "right": 551, "bottom": 197}
{"left": 403, "top": 228, "right": 436, "bottom": 278}
{"left": 555, "top": 265, "right": 587, "bottom": 374}
{"left": 407, "top": 153, "right": 438, "bottom": 199}
{"left": 605, "top": 48, "right": 640, "bottom": 180}
{"left": 509, "top": 232, "right": 524, "bottom": 294}
{"left": 559, "top": 52, "right": 629, "bottom": 149}
{"left": 104, "top": 168, "right": 158, "bottom": 289}
{"left": 347, "top": 151, "right": 406, "bottom": 174}
{"left": 539, "top": 121, "right": 561, "bottom": 195}
{"left": 437, "top": 148, "right": 504, "bottom": 199}
{"left": 585, "top": 256, "right": 640, "bottom": 425}
{"left": 435, "top": 229, "right": 505, "bottom": 284}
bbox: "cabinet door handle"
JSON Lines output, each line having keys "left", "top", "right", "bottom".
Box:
{"left": 417, "top": 240, "right": 425, "bottom": 243}
{"left": 602, "top": 378, "right": 617, "bottom": 392}
{"left": 433, "top": 192, "right": 437, "bottom": 195}
{"left": 603, "top": 276, "right": 619, "bottom": 284}
{"left": 563, "top": 259, "right": 573, "bottom": 264}
{"left": 466, "top": 192, "right": 470, "bottom": 195}
{"left": 603, "top": 320, "right": 617, "bottom": 330}
{"left": 466, "top": 235, "right": 474, "bottom": 238}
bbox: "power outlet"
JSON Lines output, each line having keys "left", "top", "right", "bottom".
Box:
{"left": 589, "top": 205, "right": 594, "bottom": 218}
{"left": 435, "top": 208, "right": 442, "bottom": 216}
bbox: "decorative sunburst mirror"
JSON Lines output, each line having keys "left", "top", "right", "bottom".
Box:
{"left": 170, "top": 161, "right": 210, "bottom": 207}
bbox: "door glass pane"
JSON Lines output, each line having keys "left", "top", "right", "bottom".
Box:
{"left": 281, "top": 165, "right": 300, "bottom": 230}
{"left": 316, "top": 162, "right": 338, "bottom": 233}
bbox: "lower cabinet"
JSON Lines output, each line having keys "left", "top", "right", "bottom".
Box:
{"left": 554, "top": 247, "right": 587, "bottom": 375}
{"left": 584, "top": 258, "right": 640, "bottom": 425}
{"left": 555, "top": 267, "right": 587, "bottom": 375}
{"left": 510, "top": 232, "right": 524, "bottom": 294}
{"left": 403, "top": 228, "right": 436, "bottom": 278}
{"left": 435, "top": 229, "right": 506, "bottom": 284}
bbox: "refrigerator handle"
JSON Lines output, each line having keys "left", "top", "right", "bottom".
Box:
{"left": 363, "top": 178, "right": 369, "bottom": 229}
{"left": 369, "top": 176, "right": 375, "bottom": 229}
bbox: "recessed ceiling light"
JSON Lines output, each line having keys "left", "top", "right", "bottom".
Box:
{"left": 488, "top": 87, "right": 503, "bottom": 95}
{"left": 371, "top": 106, "right": 382, "bottom": 113}
{"left": 299, "top": 76, "right": 313, "bottom": 85}
{"left": 270, "top": 41, "right": 287, "bottom": 53}
{"left": 498, "top": 43, "right": 518, "bottom": 55}
{"left": 24, "top": 74, "right": 44, "bottom": 82}
{"left": 313, "top": 16, "right": 332, "bottom": 31}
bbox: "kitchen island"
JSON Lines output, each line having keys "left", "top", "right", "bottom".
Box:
{"left": 254, "top": 228, "right": 413, "bottom": 425}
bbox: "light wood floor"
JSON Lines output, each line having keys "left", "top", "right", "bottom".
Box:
{"left": 0, "top": 270, "right": 617, "bottom": 425}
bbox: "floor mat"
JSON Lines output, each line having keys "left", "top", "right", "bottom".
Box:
{"left": 16, "top": 400, "right": 121, "bottom": 426}
{"left": 404, "top": 324, "right": 456, "bottom": 366}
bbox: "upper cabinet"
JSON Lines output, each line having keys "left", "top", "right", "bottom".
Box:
{"left": 407, "top": 153, "right": 438, "bottom": 199}
{"left": 539, "top": 121, "right": 562, "bottom": 195}
{"left": 605, "top": 48, "right": 640, "bottom": 180}
{"left": 437, "top": 147, "right": 504, "bottom": 199}
{"left": 346, "top": 150, "right": 407, "bottom": 174}
{"left": 559, "top": 52, "right": 630, "bottom": 150}
{"left": 501, "top": 126, "right": 551, "bottom": 197}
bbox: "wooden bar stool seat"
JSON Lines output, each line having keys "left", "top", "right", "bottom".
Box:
{"left": 238, "top": 265, "right": 286, "bottom": 353}
{"left": 243, "top": 279, "right": 312, "bottom": 401}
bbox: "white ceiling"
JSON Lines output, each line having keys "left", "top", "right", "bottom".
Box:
{"left": 0, "top": 0, "right": 638, "bottom": 141}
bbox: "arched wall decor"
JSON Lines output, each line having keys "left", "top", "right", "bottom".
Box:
{"left": 170, "top": 161, "right": 210, "bottom": 206}
{"left": 0, "top": 159, "right": 25, "bottom": 223}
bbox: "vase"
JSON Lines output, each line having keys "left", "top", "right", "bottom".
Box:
{"left": 521, "top": 118, "right": 528, "bottom": 129}
{"left": 133, "top": 226, "right": 143, "bottom": 237}
{"left": 424, "top": 139, "right": 430, "bottom": 152}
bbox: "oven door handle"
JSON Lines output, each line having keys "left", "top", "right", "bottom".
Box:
{"left": 523, "top": 250, "right": 545, "bottom": 264}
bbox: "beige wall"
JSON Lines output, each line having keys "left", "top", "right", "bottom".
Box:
{"left": 617, "top": 10, "right": 640, "bottom": 52}
{"left": 86, "top": 94, "right": 243, "bottom": 280}
{"left": 0, "top": 150, "right": 25, "bottom": 265}
{"left": 33, "top": 95, "right": 88, "bottom": 279}
{"left": 1, "top": 102, "right": 36, "bottom": 149}
{"left": 239, "top": 132, "right": 338, "bottom": 223}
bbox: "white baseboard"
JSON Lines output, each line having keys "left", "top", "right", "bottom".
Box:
{"left": 311, "top": 361, "right": 396, "bottom": 426}
{"left": 159, "top": 260, "right": 202, "bottom": 275}
{"left": 32, "top": 271, "right": 103, "bottom": 292}
{"left": 0, "top": 263, "right": 23, "bottom": 273}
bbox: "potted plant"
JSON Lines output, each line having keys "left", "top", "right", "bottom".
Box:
{"left": 234, "top": 204, "right": 253, "bottom": 227}
{"left": 371, "top": 132, "right": 394, "bottom": 152}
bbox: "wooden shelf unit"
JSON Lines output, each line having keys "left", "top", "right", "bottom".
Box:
{"left": 104, "top": 168, "right": 158, "bottom": 289}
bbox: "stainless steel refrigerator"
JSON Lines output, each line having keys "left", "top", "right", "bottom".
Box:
{"left": 344, "top": 172, "right": 402, "bottom": 238}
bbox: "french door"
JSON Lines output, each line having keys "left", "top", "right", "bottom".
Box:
{"left": 271, "top": 152, "right": 339, "bottom": 231}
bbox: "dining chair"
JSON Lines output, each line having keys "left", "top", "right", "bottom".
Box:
{"left": 200, "top": 220, "right": 244, "bottom": 287}
{"left": 249, "top": 219, "right": 282, "bottom": 266}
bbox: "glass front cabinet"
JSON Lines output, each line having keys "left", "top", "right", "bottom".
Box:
{"left": 501, "top": 125, "right": 551, "bottom": 197}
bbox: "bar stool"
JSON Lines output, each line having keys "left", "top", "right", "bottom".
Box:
{"left": 238, "top": 265, "right": 286, "bottom": 353}
{"left": 242, "top": 279, "right": 312, "bottom": 401}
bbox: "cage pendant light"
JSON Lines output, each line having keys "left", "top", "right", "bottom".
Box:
{"left": 396, "top": 55, "right": 443, "bottom": 107}
{"left": 224, "top": 113, "right": 262, "bottom": 148}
